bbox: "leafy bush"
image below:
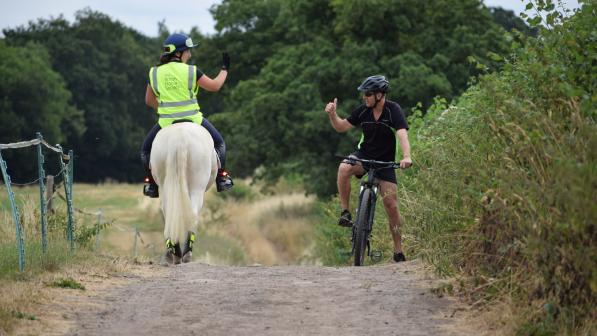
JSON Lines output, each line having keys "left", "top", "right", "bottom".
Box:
{"left": 315, "top": 1, "right": 595, "bottom": 333}
{"left": 404, "top": 1, "right": 596, "bottom": 333}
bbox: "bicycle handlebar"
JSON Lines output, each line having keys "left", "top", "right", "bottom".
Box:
{"left": 335, "top": 155, "right": 401, "bottom": 169}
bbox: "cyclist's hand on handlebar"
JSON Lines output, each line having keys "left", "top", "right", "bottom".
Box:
{"left": 400, "top": 157, "right": 412, "bottom": 169}
{"left": 325, "top": 98, "right": 338, "bottom": 116}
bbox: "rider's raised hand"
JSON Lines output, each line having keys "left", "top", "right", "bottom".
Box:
{"left": 325, "top": 98, "right": 338, "bottom": 116}
{"left": 222, "top": 52, "right": 230, "bottom": 70}
{"left": 400, "top": 157, "right": 412, "bottom": 169}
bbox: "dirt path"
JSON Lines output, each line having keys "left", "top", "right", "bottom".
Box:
{"left": 43, "top": 260, "right": 475, "bottom": 336}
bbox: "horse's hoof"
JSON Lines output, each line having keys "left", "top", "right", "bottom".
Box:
{"left": 182, "top": 251, "right": 192, "bottom": 263}
{"left": 162, "top": 250, "right": 181, "bottom": 265}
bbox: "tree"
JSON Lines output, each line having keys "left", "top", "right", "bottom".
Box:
{"left": 4, "top": 10, "right": 159, "bottom": 182}
{"left": 489, "top": 7, "right": 538, "bottom": 36}
{"left": 210, "top": 0, "right": 511, "bottom": 196}
{"left": 0, "top": 40, "right": 83, "bottom": 181}
{"left": 0, "top": 1, "right": 516, "bottom": 196}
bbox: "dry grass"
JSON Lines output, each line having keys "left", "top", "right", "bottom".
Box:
{"left": 202, "top": 181, "right": 316, "bottom": 266}
{"left": 0, "top": 183, "right": 158, "bottom": 334}
{"left": 69, "top": 181, "right": 317, "bottom": 265}
{"left": 2, "top": 179, "right": 317, "bottom": 264}
{"left": 0, "top": 251, "right": 141, "bottom": 335}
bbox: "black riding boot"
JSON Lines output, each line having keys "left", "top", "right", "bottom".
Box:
{"left": 201, "top": 118, "right": 234, "bottom": 192}
{"left": 141, "top": 152, "right": 159, "bottom": 198}
{"left": 214, "top": 144, "right": 233, "bottom": 192}
{"left": 216, "top": 168, "right": 234, "bottom": 192}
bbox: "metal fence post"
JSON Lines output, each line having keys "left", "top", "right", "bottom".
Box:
{"left": 0, "top": 150, "right": 25, "bottom": 271}
{"left": 58, "top": 146, "right": 75, "bottom": 251}
{"left": 36, "top": 132, "right": 48, "bottom": 253}
{"left": 68, "top": 150, "right": 74, "bottom": 197}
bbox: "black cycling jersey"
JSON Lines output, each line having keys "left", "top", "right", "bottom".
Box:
{"left": 346, "top": 100, "right": 408, "bottom": 162}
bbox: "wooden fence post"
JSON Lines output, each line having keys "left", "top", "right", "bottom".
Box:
{"left": 45, "top": 175, "right": 54, "bottom": 213}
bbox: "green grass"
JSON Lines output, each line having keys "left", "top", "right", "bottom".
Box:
{"left": 0, "top": 184, "right": 117, "bottom": 278}
{"left": 50, "top": 277, "right": 85, "bottom": 290}
{"left": 0, "top": 233, "right": 91, "bottom": 280}
{"left": 194, "top": 231, "right": 246, "bottom": 265}
{"left": 0, "top": 186, "right": 38, "bottom": 210}
{"left": 11, "top": 310, "right": 36, "bottom": 320}
{"left": 74, "top": 195, "right": 138, "bottom": 209}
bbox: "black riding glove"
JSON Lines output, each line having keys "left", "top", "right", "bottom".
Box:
{"left": 222, "top": 52, "right": 230, "bottom": 71}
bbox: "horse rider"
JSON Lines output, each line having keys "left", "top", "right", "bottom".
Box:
{"left": 324, "top": 75, "right": 412, "bottom": 262}
{"left": 141, "top": 33, "right": 233, "bottom": 197}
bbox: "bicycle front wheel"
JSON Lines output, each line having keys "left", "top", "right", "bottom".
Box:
{"left": 354, "top": 188, "right": 372, "bottom": 266}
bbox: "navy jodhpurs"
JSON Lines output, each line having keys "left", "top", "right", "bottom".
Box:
{"left": 141, "top": 118, "right": 227, "bottom": 169}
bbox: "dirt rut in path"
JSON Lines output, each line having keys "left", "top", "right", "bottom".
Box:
{"left": 61, "top": 260, "right": 473, "bottom": 336}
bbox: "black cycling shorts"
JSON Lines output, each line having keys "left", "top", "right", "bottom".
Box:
{"left": 346, "top": 150, "right": 397, "bottom": 184}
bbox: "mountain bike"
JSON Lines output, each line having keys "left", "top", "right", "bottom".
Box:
{"left": 338, "top": 156, "right": 401, "bottom": 266}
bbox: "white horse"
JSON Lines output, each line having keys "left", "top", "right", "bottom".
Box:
{"left": 150, "top": 122, "right": 218, "bottom": 264}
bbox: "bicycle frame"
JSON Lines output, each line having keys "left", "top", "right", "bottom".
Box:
{"left": 338, "top": 156, "right": 399, "bottom": 266}
{"left": 357, "top": 171, "right": 379, "bottom": 233}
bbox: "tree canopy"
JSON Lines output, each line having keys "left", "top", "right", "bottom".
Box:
{"left": 1, "top": 1, "right": 527, "bottom": 195}
{"left": 210, "top": 0, "right": 510, "bottom": 195}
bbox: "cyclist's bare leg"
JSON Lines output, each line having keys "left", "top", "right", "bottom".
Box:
{"left": 337, "top": 162, "right": 364, "bottom": 211}
{"left": 379, "top": 180, "right": 403, "bottom": 253}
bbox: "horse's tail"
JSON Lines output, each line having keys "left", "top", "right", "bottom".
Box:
{"left": 163, "top": 130, "right": 196, "bottom": 245}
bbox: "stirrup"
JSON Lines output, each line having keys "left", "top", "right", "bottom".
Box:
{"left": 143, "top": 177, "right": 159, "bottom": 198}
{"left": 216, "top": 171, "right": 234, "bottom": 192}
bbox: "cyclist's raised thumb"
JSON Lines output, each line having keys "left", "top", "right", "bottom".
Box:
{"left": 334, "top": 98, "right": 338, "bottom": 106}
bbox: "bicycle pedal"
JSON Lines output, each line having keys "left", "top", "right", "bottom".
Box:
{"left": 370, "top": 250, "right": 383, "bottom": 262}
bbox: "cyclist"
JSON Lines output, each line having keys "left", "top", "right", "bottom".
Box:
{"left": 141, "top": 33, "right": 233, "bottom": 197}
{"left": 325, "top": 75, "right": 412, "bottom": 262}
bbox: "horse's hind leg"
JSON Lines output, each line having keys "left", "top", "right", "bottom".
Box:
{"left": 162, "top": 239, "right": 183, "bottom": 265}
{"left": 181, "top": 231, "right": 196, "bottom": 263}
{"left": 181, "top": 191, "right": 204, "bottom": 264}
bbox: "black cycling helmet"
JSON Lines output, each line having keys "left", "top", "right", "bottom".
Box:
{"left": 162, "top": 33, "right": 198, "bottom": 55}
{"left": 357, "top": 75, "right": 389, "bottom": 93}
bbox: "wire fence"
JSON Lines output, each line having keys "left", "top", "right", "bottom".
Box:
{"left": 66, "top": 202, "right": 157, "bottom": 259}
{"left": 0, "top": 132, "right": 74, "bottom": 271}
{"left": 2, "top": 133, "right": 160, "bottom": 270}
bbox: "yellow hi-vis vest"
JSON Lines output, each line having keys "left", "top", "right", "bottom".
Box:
{"left": 148, "top": 62, "right": 203, "bottom": 128}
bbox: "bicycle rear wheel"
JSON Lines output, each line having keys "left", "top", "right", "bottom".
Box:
{"left": 354, "top": 188, "right": 372, "bottom": 266}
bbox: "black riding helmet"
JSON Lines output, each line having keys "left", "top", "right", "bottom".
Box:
{"left": 357, "top": 75, "right": 389, "bottom": 93}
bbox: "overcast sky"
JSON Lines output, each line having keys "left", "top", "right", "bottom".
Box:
{"left": 0, "top": 0, "right": 581, "bottom": 38}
